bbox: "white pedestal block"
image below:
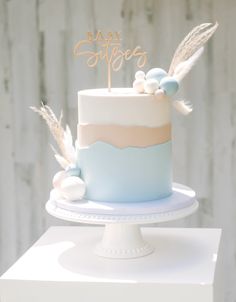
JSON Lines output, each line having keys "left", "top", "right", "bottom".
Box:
{"left": 0, "top": 227, "right": 222, "bottom": 302}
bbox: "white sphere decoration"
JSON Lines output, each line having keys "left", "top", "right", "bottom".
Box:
{"left": 50, "top": 188, "right": 65, "bottom": 200}
{"left": 144, "top": 79, "right": 159, "bottom": 94}
{"left": 146, "top": 68, "right": 167, "bottom": 82}
{"left": 160, "top": 76, "right": 179, "bottom": 96}
{"left": 53, "top": 171, "right": 68, "bottom": 189}
{"left": 60, "top": 176, "right": 86, "bottom": 201}
{"left": 154, "top": 89, "right": 165, "bottom": 100}
{"left": 133, "top": 79, "right": 145, "bottom": 93}
{"left": 135, "top": 70, "right": 145, "bottom": 80}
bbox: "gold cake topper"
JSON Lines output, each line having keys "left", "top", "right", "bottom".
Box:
{"left": 74, "top": 31, "right": 147, "bottom": 91}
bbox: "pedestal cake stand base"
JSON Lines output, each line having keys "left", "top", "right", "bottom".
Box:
{"left": 95, "top": 224, "right": 154, "bottom": 258}
{"left": 46, "top": 183, "right": 198, "bottom": 259}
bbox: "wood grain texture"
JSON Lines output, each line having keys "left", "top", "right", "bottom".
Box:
{"left": 0, "top": 0, "right": 235, "bottom": 300}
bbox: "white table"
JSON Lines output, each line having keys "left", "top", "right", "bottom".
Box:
{"left": 0, "top": 226, "right": 223, "bottom": 302}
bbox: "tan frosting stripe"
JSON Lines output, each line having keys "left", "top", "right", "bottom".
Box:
{"left": 78, "top": 124, "right": 171, "bottom": 148}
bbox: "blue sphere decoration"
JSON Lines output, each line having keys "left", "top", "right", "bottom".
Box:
{"left": 160, "top": 76, "right": 179, "bottom": 96}
{"left": 66, "top": 164, "right": 81, "bottom": 177}
{"left": 146, "top": 68, "right": 167, "bottom": 82}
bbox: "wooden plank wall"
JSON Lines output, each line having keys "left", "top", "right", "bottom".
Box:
{"left": 0, "top": 0, "right": 235, "bottom": 300}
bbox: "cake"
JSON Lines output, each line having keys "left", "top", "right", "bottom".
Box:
{"left": 77, "top": 88, "right": 172, "bottom": 202}
{"left": 32, "top": 23, "right": 218, "bottom": 204}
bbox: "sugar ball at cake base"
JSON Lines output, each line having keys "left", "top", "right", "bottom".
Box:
{"left": 50, "top": 188, "right": 64, "bottom": 200}
{"left": 135, "top": 70, "right": 145, "bottom": 80}
{"left": 66, "top": 164, "right": 81, "bottom": 177}
{"left": 144, "top": 79, "right": 159, "bottom": 94}
{"left": 133, "top": 79, "right": 145, "bottom": 93}
{"left": 160, "top": 76, "right": 179, "bottom": 96}
{"left": 53, "top": 171, "right": 67, "bottom": 189}
{"left": 60, "top": 176, "right": 86, "bottom": 201}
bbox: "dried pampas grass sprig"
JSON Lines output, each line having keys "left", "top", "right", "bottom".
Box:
{"left": 168, "top": 22, "right": 218, "bottom": 76}
{"left": 54, "top": 154, "right": 70, "bottom": 169}
{"left": 31, "top": 104, "right": 76, "bottom": 169}
{"left": 173, "top": 47, "right": 204, "bottom": 82}
{"left": 173, "top": 100, "right": 193, "bottom": 115}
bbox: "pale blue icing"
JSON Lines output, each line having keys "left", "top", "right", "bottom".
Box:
{"left": 78, "top": 141, "right": 172, "bottom": 203}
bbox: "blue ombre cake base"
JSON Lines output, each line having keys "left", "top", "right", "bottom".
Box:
{"left": 78, "top": 141, "right": 172, "bottom": 203}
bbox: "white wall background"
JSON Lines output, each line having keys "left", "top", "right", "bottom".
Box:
{"left": 0, "top": 0, "right": 235, "bottom": 300}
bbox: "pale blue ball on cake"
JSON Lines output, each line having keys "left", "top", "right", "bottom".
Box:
{"left": 66, "top": 164, "right": 81, "bottom": 177}
{"left": 160, "top": 76, "right": 179, "bottom": 96}
{"left": 146, "top": 68, "right": 167, "bottom": 82}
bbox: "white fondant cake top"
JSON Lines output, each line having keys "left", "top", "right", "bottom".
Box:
{"left": 79, "top": 88, "right": 153, "bottom": 97}
{"left": 78, "top": 88, "right": 171, "bottom": 127}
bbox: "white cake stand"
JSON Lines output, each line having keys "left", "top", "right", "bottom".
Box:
{"left": 46, "top": 183, "right": 198, "bottom": 259}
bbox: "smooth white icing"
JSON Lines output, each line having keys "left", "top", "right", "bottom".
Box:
{"left": 78, "top": 88, "right": 171, "bottom": 127}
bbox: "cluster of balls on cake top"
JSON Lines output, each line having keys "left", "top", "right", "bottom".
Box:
{"left": 133, "top": 68, "right": 179, "bottom": 97}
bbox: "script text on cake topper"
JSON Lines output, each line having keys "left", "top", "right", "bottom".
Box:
{"left": 74, "top": 31, "right": 147, "bottom": 91}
